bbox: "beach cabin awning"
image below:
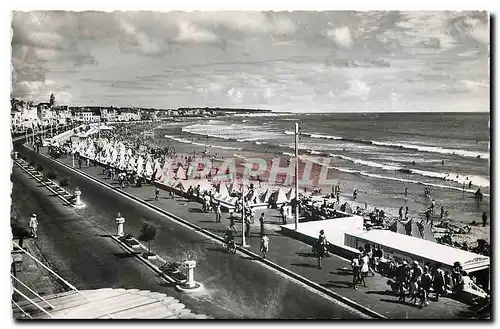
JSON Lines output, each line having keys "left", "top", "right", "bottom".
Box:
{"left": 345, "top": 230, "right": 490, "bottom": 273}
{"left": 389, "top": 221, "right": 406, "bottom": 235}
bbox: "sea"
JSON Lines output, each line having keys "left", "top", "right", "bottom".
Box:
{"left": 159, "top": 112, "right": 490, "bottom": 229}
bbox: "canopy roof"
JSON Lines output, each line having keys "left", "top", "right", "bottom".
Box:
{"left": 349, "top": 230, "right": 489, "bottom": 273}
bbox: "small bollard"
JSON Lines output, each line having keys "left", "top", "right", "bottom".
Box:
{"left": 175, "top": 260, "right": 203, "bottom": 292}
{"left": 183, "top": 260, "right": 197, "bottom": 288}
{"left": 115, "top": 214, "right": 125, "bottom": 237}
{"left": 73, "top": 188, "right": 85, "bottom": 208}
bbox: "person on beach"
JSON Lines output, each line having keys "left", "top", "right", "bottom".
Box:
{"left": 215, "top": 203, "right": 222, "bottom": 223}
{"left": 316, "top": 230, "right": 327, "bottom": 269}
{"left": 482, "top": 212, "right": 488, "bottom": 227}
{"left": 260, "top": 234, "right": 269, "bottom": 259}
{"left": 259, "top": 213, "right": 265, "bottom": 236}
{"left": 154, "top": 187, "right": 160, "bottom": 201}
{"left": 425, "top": 209, "right": 431, "bottom": 224}
{"left": 29, "top": 214, "right": 38, "bottom": 239}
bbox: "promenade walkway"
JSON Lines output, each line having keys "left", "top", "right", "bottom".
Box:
{"left": 48, "top": 152, "right": 481, "bottom": 319}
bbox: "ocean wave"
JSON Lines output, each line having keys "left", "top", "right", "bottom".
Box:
{"left": 372, "top": 141, "right": 489, "bottom": 160}
{"left": 301, "top": 155, "right": 490, "bottom": 197}
{"left": 326, "top": 153, "right": 489, "bottom": 188}
{"left": 164, "top": 134, "right": 242, "bottom": 151}
{"left": 295, "top": 130, "right": 489, "bottom": 160}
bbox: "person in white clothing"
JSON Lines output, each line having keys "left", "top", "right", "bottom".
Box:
{"left": 29, "top": 214, "right": 38, "bottom": 238}
{"left": 260, "top": 234, "right": 270, "bottom": 259}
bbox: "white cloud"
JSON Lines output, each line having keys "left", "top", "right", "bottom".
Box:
{"left": 327, "top": 27, "right": 353, "bottom": 49}
{"left": 119, "top": 20, "right": 160, "bottom": 54}
{"left": 342, "top": 80, "right": 371, "bottom": 100}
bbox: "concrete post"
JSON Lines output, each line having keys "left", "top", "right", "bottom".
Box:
{"left": 183, "top": 260, "right": 197, "bottom": 288}
{"left": 73, "top": 189, "right": 82, "bottom": 206}
{"left": 115, "top": 215, "right": 125, "bottom": 237}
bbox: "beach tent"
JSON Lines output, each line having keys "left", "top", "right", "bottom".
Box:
{"left": 259, "top": 189, "right": 271, "bottom": 204}
{"left": 419, "top": 223, "right": 436, "bottom": 242}
{"left": 405, "top": 220, "right": 422, "bottom": 238}
{"left": 340, "top": 202, "right": 352, "bottom": 214}
{"left": 175, "top": 167, "right": 187, "bottom": 180}
{"left": 217, "top": 183, "right": 230, "bottom": 198}
{"left": 229, "top": 181, "right": 241, "bottom": 194}
{"left": 390, "top": 220, "right": 406, "bottom": 235}
{"left": 274, "top": 188, "right": 288, "bottom": 205}
{"left": 286, "top": 188, "right": 296, "bottom": 202}
{"left": 198, "top": 180, "right": 214, "bottom": 193}
{"left": 175, "top": 180, "right": 192, "bottom": 191}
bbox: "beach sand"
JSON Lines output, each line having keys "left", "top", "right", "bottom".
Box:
{"left": 142, "top": 121, "right": 490, "bottom": 245}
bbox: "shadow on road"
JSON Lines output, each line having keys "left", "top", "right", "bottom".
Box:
{"left": 296, "top": 252, "right": 315, "bottom": 258}
{"left": 321, "top": 280, "right": 352, "bottom": 289}
{"left": 290, "top": 262, "right": 318, "bottom": 269}
{"left": 113, "top": 252, "right": 138, "bottom": 258}
{"left": 188, "top": 208, "right": 204, "bottom": 213}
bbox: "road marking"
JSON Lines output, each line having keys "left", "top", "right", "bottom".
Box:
{"left": 29, "top": 148, "right": 383, "bottom": 319}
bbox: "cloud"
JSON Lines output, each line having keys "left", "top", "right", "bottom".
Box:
{"left": 327, "top": 27, "right": 353, "bottom": 49}
{"left": 342, "top": 80, "right": 371, "bottom": 100}
{"left": 119, "top": 19, "right": 161, "bottom": 54}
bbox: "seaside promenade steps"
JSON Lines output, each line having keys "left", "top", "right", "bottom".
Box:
{"left": 13, "top": 288, "right": 210, "bottom": 319}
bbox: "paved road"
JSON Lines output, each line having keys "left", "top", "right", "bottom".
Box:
{"left": 12, "top": 145, "right": 365, "bottom": 319}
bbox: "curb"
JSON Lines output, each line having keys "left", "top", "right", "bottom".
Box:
{"left": 27, "top": 147, "right": 386, "bottom": 319}
{"left": 109, "top": 235, "right": 183, "bottom": 285}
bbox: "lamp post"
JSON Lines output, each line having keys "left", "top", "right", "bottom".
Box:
{"left": 294, "top": 123, "right": 299, "bottom": 231}
{"left": 241, "top": 182, "right": 250, "bottom": 247}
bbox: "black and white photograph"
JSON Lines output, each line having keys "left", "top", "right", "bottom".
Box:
{"left": 8, "top": 7, "right": 491, "bottom": 320}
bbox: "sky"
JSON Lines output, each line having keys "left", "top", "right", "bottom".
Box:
{"left": 10, "top": 11, "right": 490, "bottom": 112}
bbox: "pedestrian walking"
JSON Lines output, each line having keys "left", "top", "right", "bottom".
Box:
{"left": 351, "top": 256, "right": 360, "bottom": 289}
{"left": 316, "top": 230, "right": 327, "bottom": 269}
{"left": 440, "top": 206, "right": 444, "bottom": 219}
{"left": 78, "top": 156, "right": 82, "bottom": 169}
{"left": 155, "top": 187, "right": 160, "bottom": 201}
{"left": 359, "top": 249, "right": 369, "bottom": 287}
{"left": 404, "top": 187, "right": 408, "bottom": 198}
{"left": 215, "top": 203, "right": 222, "bottom": 223}
{"left": 260, "top": 234, "right": 269, "bottom": 259}
{"left": 280, "top": 204, "right": 286, "bottom": 224}
{"left": 399, "top": 206, "right": 403, "bottom": 220}
{"left": 259, "top": 213, "right": 265, "bottom": 236}
{"left": 353, "top": 189, "right": 358, "bottom": 200}
{"left": 29, "top": 214, "right": 38, "bottom": 238}
{"left": 419, "top": 266, "right": 432, "bottom": 307}
{"left": 405, "top": 206, "right": 409, "bottom": 220}
{"left": 431, "top": 199, "right": 436, "bottom": 214}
